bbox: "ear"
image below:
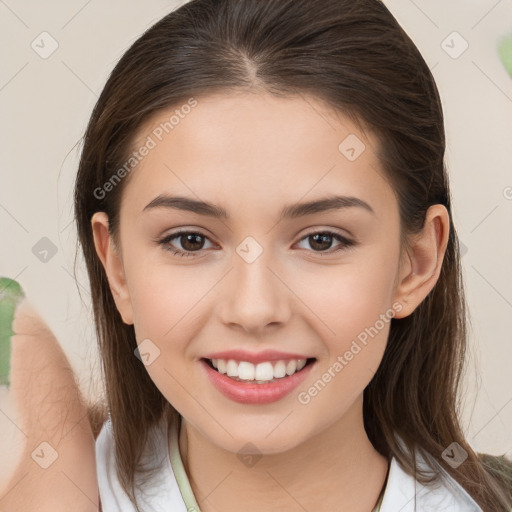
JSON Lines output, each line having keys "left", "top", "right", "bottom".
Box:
{"left": 392, "top": 204, "right": 450, "bottom": 319}
{"left": 91, "top": 212, "right": 134, "bottom": 325}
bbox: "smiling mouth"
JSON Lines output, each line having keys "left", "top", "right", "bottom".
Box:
{"left": 202, "top": 357, "right": 316, "bottom": 383}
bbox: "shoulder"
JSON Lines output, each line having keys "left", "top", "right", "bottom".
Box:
{"left": 380, "top": 455, "right": 483, "bottom": 512}
{"left": 95, "top": 417, "right": 135, "bottom": 511}
{"left": 479, "top": 453, "right": 512, "bottom": 502}
{"left": 95, "top": 416, "right": 188, "bottom": 512}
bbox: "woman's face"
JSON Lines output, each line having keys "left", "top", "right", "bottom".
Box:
{"left": 94, "top": 91, "right": 408, "bottom": 454}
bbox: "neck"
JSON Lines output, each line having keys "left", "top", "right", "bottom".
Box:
{"left": 178, "top": 395, "right": 389, "bottom": 512}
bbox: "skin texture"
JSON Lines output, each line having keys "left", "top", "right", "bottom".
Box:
{"left": 92, "top": 91, "right": 450, "bottom": 512}
{"left": 0, "top": 297, "right": 98, "bottom": 512}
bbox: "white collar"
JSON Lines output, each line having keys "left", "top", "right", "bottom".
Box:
{"left": 380, "top": 455, "right": 483, "bottom": 511}
{"left": 96, "top": 418, "right": 483, "bottom": 511}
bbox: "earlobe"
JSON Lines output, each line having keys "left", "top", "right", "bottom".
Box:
{"left": 392, "top": 205, "right": 450, "bottom": 319}
{"left": 91, "top": 212, "right": 134, "bottom": 325}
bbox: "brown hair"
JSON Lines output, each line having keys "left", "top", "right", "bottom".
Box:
{"left": 74, "top": 0, "right": 512, "bottom": 510}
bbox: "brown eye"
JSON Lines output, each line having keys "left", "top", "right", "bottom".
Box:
{"left": 158, "top": 230, "right": 214, "bottom": 257}
{"left": 178, "top": 233, "right": 206, "bottom": 251}
{"left": 296, "top": 231, "right": 355, "bottom": 254}
{"left": 309, "top": 233, "right": 335, "bottom": 251}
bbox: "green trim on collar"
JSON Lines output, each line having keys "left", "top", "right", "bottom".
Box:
{"left": 169, "top": 419, "right": 202, "bottom": 512}
{"left": 168, "top": 418, "right": 386, "bottom": 512}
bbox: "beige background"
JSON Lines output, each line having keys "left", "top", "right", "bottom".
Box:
{"left": 0, "top": 0, "right": 511, "bottom": 456}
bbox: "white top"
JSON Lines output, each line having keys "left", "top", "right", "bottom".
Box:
{"left": 96, "top": 417, "right": 483, "bottom": 512}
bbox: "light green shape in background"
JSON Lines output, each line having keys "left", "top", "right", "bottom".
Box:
{"left": 0, "top": 278, "right": 25, "bottom": 387}
{"left": 498, "top": 32, "right": 512, "bottom": 78}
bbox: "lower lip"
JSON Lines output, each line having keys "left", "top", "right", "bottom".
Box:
{"left": 200, "top": 359, "right": 315, "bottom": 404}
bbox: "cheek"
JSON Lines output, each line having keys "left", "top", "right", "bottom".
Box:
{"left": 296, "top": 274, "right": 394, "bottom": 414}
{"left": 126, "top": 269, "right": 199, "bottom": 412}
{"left": 128, "top": 258, "right": 208, "bottom": 340}
{"left": 126, "top": 263, "right": 212, "bottom": 397}
{"left": 292, "top": 252, "right": 398, "bottom": 346}
{"left": 292, "top": 249, "right": 398, "bottom": 400}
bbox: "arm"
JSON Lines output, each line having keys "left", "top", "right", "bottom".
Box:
{"left": 0, "top": 278, "right": 100, "bottom": 511}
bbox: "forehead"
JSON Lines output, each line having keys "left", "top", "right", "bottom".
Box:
{"left": 122, "top": 91, "right": 395, "bottom": 219}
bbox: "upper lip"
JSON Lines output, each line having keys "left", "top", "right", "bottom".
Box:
{"left": 202, "top": 349, "right": 314, "bottom": 365}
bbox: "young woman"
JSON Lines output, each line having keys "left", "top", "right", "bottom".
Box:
{"left": 71, "top": 0, "right": 512, "bottom": 510}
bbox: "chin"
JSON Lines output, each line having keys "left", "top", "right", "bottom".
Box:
{"left": 203, "top": 421, "right": 312, "bottom": 456}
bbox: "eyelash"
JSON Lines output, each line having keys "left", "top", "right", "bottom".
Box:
{"left": 156, "top": 229, "right": 356, "bottom": 258}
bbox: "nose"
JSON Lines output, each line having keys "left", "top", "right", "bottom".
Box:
{"left": 216, "top": 247, "right": 292, "bottom": 335}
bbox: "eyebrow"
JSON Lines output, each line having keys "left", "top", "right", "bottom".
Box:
{"left": 142, "top": 194, "right": 375, "bottom": 220}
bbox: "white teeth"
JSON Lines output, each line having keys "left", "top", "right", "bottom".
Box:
{"left": 255, "top": 362, "right": 274, "bottom": 381}
{"left": 286, "top": 360, "right": 297, "bottom": 375}
{"left": 209, "top": 358, "right": 309, "bottom": 382}
{"left": 273, "top": 360, "right": 287, "bottom": 378}
{"left": 216, "top": 359, "right": 227, "bottom": 374}
{"left": 238, "top": 361, "right": 255, "bottom": 380}
{"left": 226, "top": 359, "right": 238, "bottom": 377}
